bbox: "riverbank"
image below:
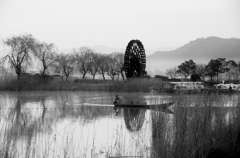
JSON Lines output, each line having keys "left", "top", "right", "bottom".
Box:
{"left": 1, "top": 77, "right": 239, "bottom": 94}
{"left": 0, "top": 77, "right": 171, "bottom": 92}
{"left": 172, "top": 88, "right": 240, "bottom": 94}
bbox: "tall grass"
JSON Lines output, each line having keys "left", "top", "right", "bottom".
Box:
{"left": 151, "top": 94, "right": 240, "bottom": 158}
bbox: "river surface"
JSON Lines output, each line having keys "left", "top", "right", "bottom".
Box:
{"left": 0, "top": 91, "right": 239, "bottom": 158}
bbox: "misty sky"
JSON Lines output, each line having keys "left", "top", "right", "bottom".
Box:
{"left": 0, "top": 0, "right": 240, "bottom": 55}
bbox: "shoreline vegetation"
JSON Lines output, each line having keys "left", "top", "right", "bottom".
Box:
{"left": 1, "top": 34, "right": 239, "bottom": 94}
{"left": 0, "top": 77, "right": 166, "bottom": 92}
{"left": 0, "top": 76, "right": 240, "bottom": 93}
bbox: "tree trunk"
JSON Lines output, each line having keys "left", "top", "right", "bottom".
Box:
{"left": 82, "top": 73, "right": 86, "bottom": 79}
{"left": 102, "top": 73, "right": 105, "bottom": 80}
{"left": 66, "top": 74, "right": 69, "bottom": 82}
{"left": 42, "top": 69, "right": 46, "bottom": 83}
{"left": 121, "top": 71, "right": 125, "bottom": 80}
{"left": 17, "top": 74, "right": 20, "bottom": 81}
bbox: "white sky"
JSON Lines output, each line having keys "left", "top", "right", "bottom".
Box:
{"left": 0, "top": 0, "right": 240, "bottom": 54}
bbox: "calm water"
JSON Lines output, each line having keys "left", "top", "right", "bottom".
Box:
{"left": 0, "top": 91, "right": 239, "bottom": 158}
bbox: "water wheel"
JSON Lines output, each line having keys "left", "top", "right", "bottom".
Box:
{"left": 124, "top": 39, "right": 146, "bottom": 78}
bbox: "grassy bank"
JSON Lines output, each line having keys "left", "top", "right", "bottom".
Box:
{"left": 0, "top": 77, "right": 168, "bottom": 92}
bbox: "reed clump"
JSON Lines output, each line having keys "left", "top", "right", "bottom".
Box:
{"left": 151, "top": 94, "right": 240, "bottom": 158}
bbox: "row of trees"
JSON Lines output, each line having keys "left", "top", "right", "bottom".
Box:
{"left": 0, "top": 34, "right": 125, "bottom": 81}
{"left": 166, "top": 59, "right": 240, "bottom": 82}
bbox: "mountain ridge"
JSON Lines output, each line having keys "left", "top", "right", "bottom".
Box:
{"left": 146, "top": 37, "right": 240, "bottom": 75}
{"left": 148, "top": 37, "right": 240, "bottom": 60}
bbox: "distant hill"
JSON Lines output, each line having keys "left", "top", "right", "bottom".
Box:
{"left": 60, "top": 45, "right": 125, "bottom": 54}
{"left": 60, "top": 45, "right": 176, "bottom": 55}
{"left": 146, "top": 37, "right": 240, "bottom": 75}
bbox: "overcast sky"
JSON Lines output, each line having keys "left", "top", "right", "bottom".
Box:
{"left": 0, "top": 0, "right": 240, "bottom": 55}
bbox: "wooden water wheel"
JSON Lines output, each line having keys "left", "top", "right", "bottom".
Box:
{"left": 124, "top": 40, "right": 146, "bottom": 78}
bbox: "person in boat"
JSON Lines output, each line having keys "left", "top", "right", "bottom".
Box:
{"left": 113, "top": 95, "right": 122, "bottom": 116}
{"left": 114, "top": 95, "right": 119, "bottom": 105}
{"left": 114, "top": 95, "right": 124, "bottom": 105}
{"left": 229, "top": 85, "right": 233, "bottom": 92}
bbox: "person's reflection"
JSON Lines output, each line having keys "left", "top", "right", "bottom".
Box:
{"left": 113, "top": 106, "right": 120, "bottom": 116}
{"left": 123, "top": 108, "right": 146, "bottom": 132}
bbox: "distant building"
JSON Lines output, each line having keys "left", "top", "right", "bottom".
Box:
{"left": 155, "top": 75, "right": 181, "bottom": 82}
{"left": 154, "top": 75, "right": 168, "bottom": 81}
{"left": 170, "top": 82, "right": 204, "bottom": 90}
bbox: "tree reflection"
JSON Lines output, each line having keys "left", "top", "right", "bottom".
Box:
{"left": 123, "top": 108, "right": 146, "bottom": 132}
{"left": 2, "top": 94, "right": 52, "bottom": 157}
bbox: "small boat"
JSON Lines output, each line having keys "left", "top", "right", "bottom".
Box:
{"left": 114, "top": 101, "right": 175, "bottom": 110}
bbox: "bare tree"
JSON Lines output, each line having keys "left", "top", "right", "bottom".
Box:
{"left": 57, "top": 53, "right": 75, "bottom": 81}
{"left": 195, "top": 64, "right": 207, "bottom": 80}
{"left": 114, "top": 52, "right": 125, "bottom": 80}
{"left": 230, "top": 66, "right": 239, "bottom": 81}
{"left": 230, "top": 61, "right": 240, "bottom": 81}
{"left": 75, "top": 47, "right": 93, "bottom": 79}
{"left": 1, "top": 34, "right": 36, "bottom": 81}
{"left": 165, "top": 66, "right": 178, "bottom": 78}
{"left": 88, "top": 53, "right": 100, "bottom": 79}
{"left": 51, "top": 61, "right": 64, "bottom": 80}
{"left": 34, "top": 41, "right": 58, "bottom": 81}
{"left": 106, "top": 53, "right": 118, "bottom": 80}
{"left": 97, "top": 54, "right": 108, "bottom": 80}
{"left": 226, "top": 60, "right": 237, "bottom": 81}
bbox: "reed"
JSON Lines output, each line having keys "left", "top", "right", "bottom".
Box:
{"left": 151, "top": 94, "right": 240, "bottom": 158}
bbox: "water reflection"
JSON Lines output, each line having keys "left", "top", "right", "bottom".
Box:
{"left": 0, "top": 92, "right": 239, "bottom": 158}
{"left": 0, "top": 92, "right": 156, "bottom": 157}
{"left": 1, "top": 94, "right": 52, "bottom": 158}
